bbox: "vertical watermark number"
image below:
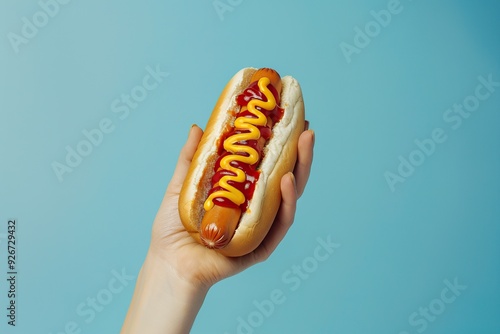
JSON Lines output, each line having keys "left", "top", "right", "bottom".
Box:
{"left": 6, "top": 219, "right": 17, "bottom": 326}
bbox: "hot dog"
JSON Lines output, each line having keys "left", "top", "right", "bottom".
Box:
{"left": 178, "top": 67, "right": 305, "bottom": 257}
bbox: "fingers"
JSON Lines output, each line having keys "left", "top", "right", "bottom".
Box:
{"left": 166, "top": 125, "right": 204, "bottom": 194}
{"left": 294, "top": 129, "right": 315, "bottom": 198}
{"left": 244, "top": 172, "right": 298, "bottom": 264}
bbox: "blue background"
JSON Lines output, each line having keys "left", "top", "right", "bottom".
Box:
{"left": 1, "top": 0, "right": 499, "bottom": 333}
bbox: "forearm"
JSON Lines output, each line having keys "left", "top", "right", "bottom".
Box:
{"left": 121, "top": 252, "right": 209, "bottom": 334}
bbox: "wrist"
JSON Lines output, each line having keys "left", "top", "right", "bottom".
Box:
{"left": 121, "top": 251, "right": 209, "bottom": 334}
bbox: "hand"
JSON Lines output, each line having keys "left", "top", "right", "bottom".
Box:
{"left": 149, "top": 123, "right": 315, "bottom": 288}
{"left": 122, "top": 123, "right": 314, "bottom": 334}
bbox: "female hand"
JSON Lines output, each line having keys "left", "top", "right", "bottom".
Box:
{"left": 122, "top": 123, "right": 314, "bottom": 334}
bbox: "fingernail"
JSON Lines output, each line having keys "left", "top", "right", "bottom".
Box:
{"left": 188, "top": 124, "right": 196, "bottom": 136}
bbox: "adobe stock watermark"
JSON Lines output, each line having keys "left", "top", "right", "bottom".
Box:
{"left": 339, "top": 0, "right": 420, "bottom": 64}
{"left": 51, "top": 64, "right": 169, "bottom": 182}
{"left": 398, "top": 277, "right": 467, "bottom": 334}
{"left": 213, "top": 0, "right": 244, "bottom": 21}
{"left": 385, "top": 73, "right": 499, "bottom": 192}
{"left": 224, "top": 235, "right": 341, "bottom": 334}
{"left": 7, "top": 0, "right": 73, "bottom": 54}
{"left": 49, "top": 268, "right": 135, "bottom": 334}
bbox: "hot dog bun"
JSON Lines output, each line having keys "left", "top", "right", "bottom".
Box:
{"left": 178, "top": 67, "right": 305, "bottom": 257}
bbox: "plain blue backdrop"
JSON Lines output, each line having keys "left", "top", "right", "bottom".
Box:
{"left": 1, "top": 0, "right": 499, "bottom": 333}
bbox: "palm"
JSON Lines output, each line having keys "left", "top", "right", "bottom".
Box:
{"left": 151, "top": 190, "right": 246, "bottom": 287}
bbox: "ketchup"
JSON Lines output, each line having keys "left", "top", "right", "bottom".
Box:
{"left": 207, "top": 81, "right": 284, "bottom": 210}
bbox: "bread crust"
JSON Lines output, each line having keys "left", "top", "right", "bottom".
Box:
{"left": 178, "top": 68, "right": 305, "bottom": 257}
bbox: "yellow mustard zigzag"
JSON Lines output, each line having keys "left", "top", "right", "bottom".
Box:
{"left": 204, "top": 77, "right": 277, "bottom": 211}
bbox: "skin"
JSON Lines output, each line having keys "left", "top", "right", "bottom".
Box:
{"left": 121, "top": 123, "right": 314, "bottom": 334}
